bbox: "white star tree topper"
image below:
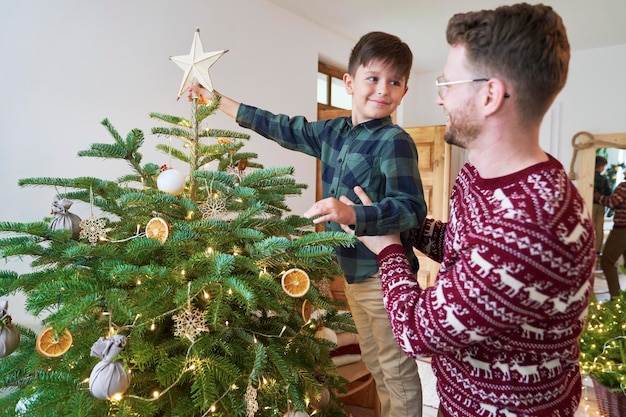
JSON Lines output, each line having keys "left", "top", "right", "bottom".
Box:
{"left": 170, "top": 28, "right": 227, "bottom": 100}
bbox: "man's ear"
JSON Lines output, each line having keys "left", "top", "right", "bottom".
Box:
{"left": 483, "top": 78, "right": 509, "bottom": 114}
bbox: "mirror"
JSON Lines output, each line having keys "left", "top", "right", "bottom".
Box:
{"left": 569, "top": 131, "right": 626, "bottom": 210}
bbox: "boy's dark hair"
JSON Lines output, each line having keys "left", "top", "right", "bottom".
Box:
{"left": 446, "top": 3, "right": 570, "bottom": 123}
{"left": 348, "top": 31, "right": 413, "bottom": 84}
{"left": 596, "top": 155, "right": 608, "bottom": 169}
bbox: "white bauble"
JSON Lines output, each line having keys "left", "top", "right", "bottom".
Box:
{"left": 157, "top": 169, "right": 186, "bottom": 196}
{"left": 315, "top": 327, "right": 337, "bottom": 345}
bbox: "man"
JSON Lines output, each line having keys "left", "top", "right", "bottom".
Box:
{"left": 322, "top": 4, "right": 595, "bottom": 417}
{"left": 596, "top": 170, "right": 626, "bottom": 298}
{"left": 593, "top": 155, "right": 611, "bottom": 253}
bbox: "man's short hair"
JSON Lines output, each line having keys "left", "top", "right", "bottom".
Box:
{"left": 446, "top": 3, "right": 570, "bottom": 123}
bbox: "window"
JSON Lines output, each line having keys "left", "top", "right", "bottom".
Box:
{"left": 317, "top": 62, "right": 351, "bottom": 110}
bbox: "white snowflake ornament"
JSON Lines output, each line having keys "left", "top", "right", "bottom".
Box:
{"left": 200, "top": 195, "right": 227, "bottom": 219}
{"left": 80, "top": 217, "right": 107, "bottom": 244}
{"left": 173, "top": 308, "right": 209, "bottom": 342}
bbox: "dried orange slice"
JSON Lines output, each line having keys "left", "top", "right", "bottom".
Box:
{"left": 301, "top": 299, "right": 313, "bottom": 322}
{"left": 146, "top": 217, "right": 170, "bottom": 243}
{"left": 281, "top": 268, "right": 310, "bottom": 298}
{"left": 36, "top": 326, "right": 72, "bottom": 358}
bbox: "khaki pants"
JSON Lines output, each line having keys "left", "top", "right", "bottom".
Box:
{"left": 344, "top": 275, "right": 423, "bottom": 417}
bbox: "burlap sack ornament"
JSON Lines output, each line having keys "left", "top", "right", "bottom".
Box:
{"left": 89, "top": 334, "right": 131, "bottom": 400}
{"left": 0, "top": 297, "right": 20, "bottom": 358}
{"left": 50, "top": 197, "right": 82, "bottom": 240}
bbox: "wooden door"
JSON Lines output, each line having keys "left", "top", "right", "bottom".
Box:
{"left": 405, "top": 126, "right": 450, "bottom": 221}
{"left": 405, "top": 125, "right": 450, "bottom": 287}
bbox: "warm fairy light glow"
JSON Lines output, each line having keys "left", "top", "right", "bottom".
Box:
{"left": 111, "top": 393, "right": 123, "bottom": 401}
{"left": 203, "top": 290, "right": 209, "bottom": 299}
{"left": 181, "top": 270, "right": 186, "bottom": 276}
{"left": 228, "top": 289, "right": 233, "bottom": 295}
{"left": 579, "top": 297, "right": 626, "bottom": 397}
{"left": 206, "top": 247, "right": 214, "bottom": 254}
{"left": 210, "top": 404, "right": 216, "bottom": 412}
{"left": 137, "top": 279, "right": 142, "bottom": 285}
{"left": 153, "top": 391, "right": 160, "bottom": 399}
{"left": 151, "top": 322, "right": 156, "bottom": 331}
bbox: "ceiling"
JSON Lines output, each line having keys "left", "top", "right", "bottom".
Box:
{"left": 266, "top": 0, "right": 626, "bottom": 74}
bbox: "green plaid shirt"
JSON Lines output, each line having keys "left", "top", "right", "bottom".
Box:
{"left": 237, "top": 104, "right": 426, "bottom": 283}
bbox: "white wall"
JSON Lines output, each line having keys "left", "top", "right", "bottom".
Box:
{"left": 2, "top": 0, "right": 626, "bottom": 327}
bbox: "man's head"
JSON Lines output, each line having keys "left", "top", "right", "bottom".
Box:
{"left": 596, "top": 155, "right": 608, "bottom": 172}
{"left": 347, "top": 31, "right": 413, "bottom": 85}
{"left": 445, "top": 3, "right": 570, "bottom": 124}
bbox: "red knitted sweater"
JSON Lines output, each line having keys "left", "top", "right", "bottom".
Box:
{"left": 598, "top": 181, "right": 626, "bottom": 229}
{"left": 377, "top": 156, "right": 595, "bottom": 417}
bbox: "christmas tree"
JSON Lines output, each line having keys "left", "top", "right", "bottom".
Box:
{"left": 0, "top": 32, "right": 357, "bottom": 417}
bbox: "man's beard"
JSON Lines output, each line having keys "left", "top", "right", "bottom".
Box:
{"left": 443, "top": 103, "right": 480, "bottom": 149}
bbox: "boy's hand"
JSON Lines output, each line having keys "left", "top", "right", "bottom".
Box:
{"left": 303, "top": 197, "right": 356, "bottom": 226}
{"left": 338, "top": 186, "right": 401, "bottom": 255}
{"left": 187, "top": 82, "right": 213, "bottom": 104}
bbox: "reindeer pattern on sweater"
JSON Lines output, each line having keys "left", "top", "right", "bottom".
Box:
{"left": 378, "top": 156, "right": 595, "bottom": 417}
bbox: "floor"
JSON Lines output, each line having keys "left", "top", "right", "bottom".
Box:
{"left": 344, "top": 261, "right": 626, "bottom": 417}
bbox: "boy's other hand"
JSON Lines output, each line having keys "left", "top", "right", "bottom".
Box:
{"left": 303, "top": 197, "right": 356, "bottom": 226}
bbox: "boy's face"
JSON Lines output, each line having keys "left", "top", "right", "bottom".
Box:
{"left": 343, "top": 59, "right": 408, "bottom": 125}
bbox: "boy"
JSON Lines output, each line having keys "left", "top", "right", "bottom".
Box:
{"left": 191, "top": 31, "right": 426, "bottom": 417}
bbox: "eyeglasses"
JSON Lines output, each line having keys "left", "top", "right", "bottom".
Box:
{"left": 435, "top": 76, "right": 489, "bottom": 99}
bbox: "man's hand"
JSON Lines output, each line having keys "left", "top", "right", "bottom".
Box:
{"left": 337, "top": 186, "right": 401, "bottom": 255}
